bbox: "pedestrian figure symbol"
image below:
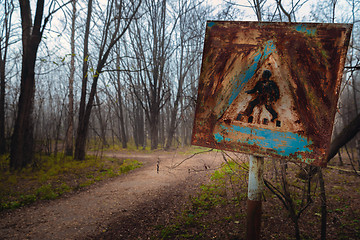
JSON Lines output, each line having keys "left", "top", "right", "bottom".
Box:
{"left": 237, "top": 70, "right": 281, "bottom": 126}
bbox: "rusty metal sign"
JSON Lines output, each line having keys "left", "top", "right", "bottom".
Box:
{"left": 192, "top": 21, "right": 352, "bottom": 166}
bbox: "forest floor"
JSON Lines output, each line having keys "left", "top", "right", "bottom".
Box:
{"left": 0, "top": 148, "right": 360, "bottom": 240}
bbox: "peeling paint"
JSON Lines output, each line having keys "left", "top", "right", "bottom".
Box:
{"left": 214, "top": 124, "right": 313, "bottom": 159}
{"left": 192, "top": 21, "right": 352, "bottom": 167}
{"left": 214, "top": 132, "right": 224, "bottom": 143}
{"left": 294, "top": 24, "right": 317, "bottom": 36}
{"left": 227, "top": 40, "right": 277, "bottom": 109}
{"left": 207, "top": 21, "right": 216, "bottom": 28}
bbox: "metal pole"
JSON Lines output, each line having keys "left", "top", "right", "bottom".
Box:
{"left": 246, "top": 155, "right": 264, "bottom": 240}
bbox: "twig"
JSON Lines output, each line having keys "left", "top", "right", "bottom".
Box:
{"left": 221, "top": 151, "right": 249, "bottom": 171}
{"left": 169, "top": 148, "right": 214, "bottom": 169}
{"left": 263, "top": 178, "right": 288, "bottom": 210}
{"left": 344, "top": 145, "right": 360, "bottom": 176}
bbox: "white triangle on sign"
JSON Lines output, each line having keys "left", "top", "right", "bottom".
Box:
{"left": 218, "top": 52, "right": 304, "bottom": 134}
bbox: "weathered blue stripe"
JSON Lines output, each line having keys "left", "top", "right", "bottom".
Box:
{"left": 214, "top": 124, "right": 313, "bottom": 158}
{"left": 226, "top": 40, "right": 276, "bottom": 110}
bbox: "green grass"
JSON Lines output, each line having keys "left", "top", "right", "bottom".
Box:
{"left": 0, "top": 154, "right": 142, "bottom": 211}
{"left": 156, "top": 160, "right": 247, "bottom": 239}
{"left": 155, "top": 158, "right": 360, "bottom": 239}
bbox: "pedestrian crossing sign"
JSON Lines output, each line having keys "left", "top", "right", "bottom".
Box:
{"left": 191, "top": 21, "right": 352, "bottom": 166}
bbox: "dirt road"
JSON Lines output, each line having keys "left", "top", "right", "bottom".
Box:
{"left": 0, "top": 150, "right": 224, "bottom": 240}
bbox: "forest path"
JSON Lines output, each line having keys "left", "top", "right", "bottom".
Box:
{"left": 0, "top": 150, "right": 223, "bottom": 240}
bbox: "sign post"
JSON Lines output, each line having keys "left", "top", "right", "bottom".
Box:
{"left": 247, "top": 155, "right": 264, "bottom": 240}
{"left": 191, "top": 21, "right": 352, "bottom": 239}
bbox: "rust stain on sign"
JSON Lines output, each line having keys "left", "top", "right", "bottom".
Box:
{"left": 192, "top": 21, "right": 352, "bottom": 167}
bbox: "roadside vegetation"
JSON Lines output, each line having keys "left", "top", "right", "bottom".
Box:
{"left": 155, "top": 156, "right": 360, "bottom": 240}
{"left": 157, "top": 160, "right": 249, "bottom": 239}
{"left": 0, "top": 153, "right": 142, "bottom": 211}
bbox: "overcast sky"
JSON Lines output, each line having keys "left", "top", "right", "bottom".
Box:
{"left": 204, "top": 0, "right": 355, "bottom": 23}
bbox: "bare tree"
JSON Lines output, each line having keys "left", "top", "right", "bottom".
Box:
{"left": 116, "top": 58, "right": 128, "bottom": 149}
{"left": 101, "top": 65, "right": 128, "bottom": 148}
{"left": 65, "top": 0, "right": 76, "bottom": 156}
{"left": 10, "top": 0, "right": 70, "bottom": 169}
{"left": 165, "top": 0, "right": 205, "bottom": 149}
{"left": 223, "top": 0, "right": 268, "bottom": 21}
{"left": 74, "top": 0, "right": 141, "bottom": 160}
{"left": 128, "top": 0, "right": 176, "bottom": 150}
{"left": 0, "top": 0, "right": 14, "bottom": 154}
{"left": 74, "top": 0, "right": 92, "bottom": 160}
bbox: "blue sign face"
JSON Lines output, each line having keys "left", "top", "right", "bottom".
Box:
{"left": 192, "top": 21, "right": 352, "bottom": 166}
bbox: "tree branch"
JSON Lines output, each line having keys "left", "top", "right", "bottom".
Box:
{"left": 327, "top": 113, "right": 360, "bottom": 162}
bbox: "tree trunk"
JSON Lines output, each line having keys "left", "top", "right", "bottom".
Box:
{"left": 0, "top": 0, "right": 14, "bottom": 155}
{"left": 165, "top": 99, "right": 179, "bottom": 149}
{"left": 75, "top": 86, "right": 98, "bottom": 160}
{"left": 294, "top": 218, "right": 300, "bottom": 240}
{"left": 116, "top": 51, "right": 127, "bottom": 148}
{"left": 65, "top": 0, "right": 76, "bottom": 156}
{"left": 10, "top": 48, "right": 38, "bottom": 169}
{"left": 10, "top": 0, "right": 45, "bottom": 169}
{"left": 150, "top": 112, "right": 159, "bottom": 150}
{"left": 74, "top": 0, "right": 140, "bottom": 159}
{"left": 133, "top": 96, "right": 139, "bottom": 148}
{"left": 0, "top": 47, "right": 6, "bottom": 154}
{"left": 327, "top": 113, "right": 360, "bottom": 162}
{"left": 137, "top": 102, "right": 145, "bottom": 149}
{"left": 140, "top": 108, "right": 145, "bottom": 149}
{"left": 118, "top": 94, "right": 127, "bottom": 148}
{"left": 74, "top": 0, "right": 92, "bottom": 160}
{"left": 160, "top": 110, "right": 165, "bottom": 147}
{"left": 54, "top": 104, "right": 64, "bottom": 157}
{"left": 337, "top": 149, "right": 343, "bottom": 166}
{"left": 95, "top": 93, "right": 109, "bottom": 147}
{"left": 74, "top": 116, "right": 88, "bottom": 160}
{"left": 165, "top": 86, "right": 182, "bottom": 149}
